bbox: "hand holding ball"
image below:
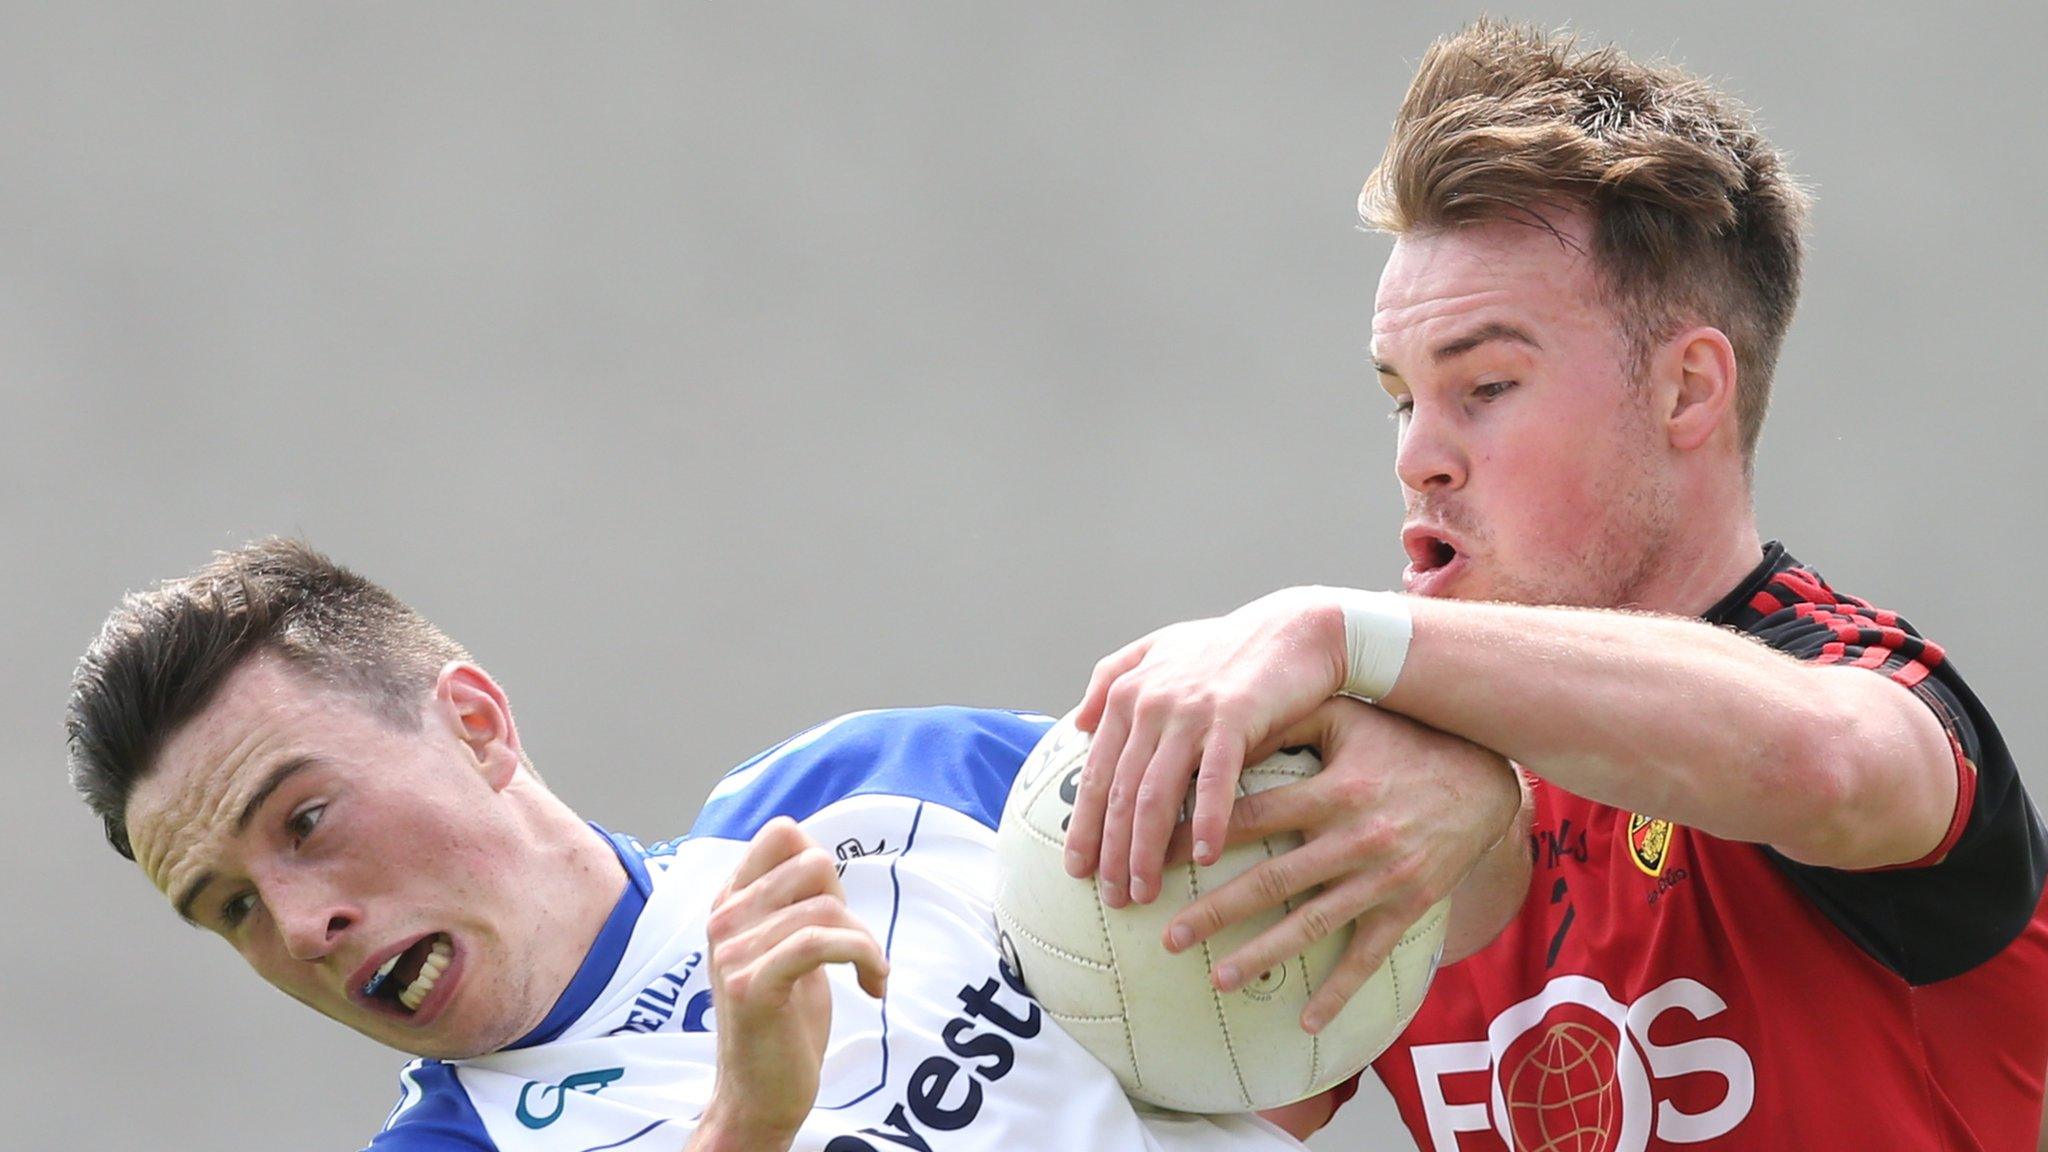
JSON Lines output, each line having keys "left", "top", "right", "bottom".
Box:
{"left": 994, "top": 715, "right": 1449, "bottom": 1113}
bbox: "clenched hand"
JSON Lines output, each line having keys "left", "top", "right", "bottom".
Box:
{"left": 690, "top": 817, "right": 889, "bottom": 1152}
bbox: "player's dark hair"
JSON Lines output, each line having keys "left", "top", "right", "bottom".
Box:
{"left": 1360, "top": 18, "right": 1811, "bottom": 464}
{"left": 67, "top": 538, "right": 469, "bottom": 859}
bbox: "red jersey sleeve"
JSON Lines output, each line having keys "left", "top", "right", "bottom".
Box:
{"left": 1707, "top": 544, "right": 2044, "bottom": 984}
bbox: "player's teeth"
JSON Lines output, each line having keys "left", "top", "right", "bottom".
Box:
{"left": 398, "top": 940, "right": 452, "bottom": 1011}
{"left": 399, "top": 975, "right": 430, "bottom": 1010}
{"left": 362, "top": 952, "right": 401, "bottom": 998}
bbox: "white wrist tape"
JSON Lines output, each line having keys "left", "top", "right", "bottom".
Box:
{"left": 1323, "top": 586, "right": 1413, "bottom": 701}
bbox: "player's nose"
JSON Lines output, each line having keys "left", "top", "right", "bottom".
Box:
{"left": 1395, "top": 402, "right": 1468, "bottom": 492}
{"left": 269, "top": 879, "right": 358, "bottom": 963}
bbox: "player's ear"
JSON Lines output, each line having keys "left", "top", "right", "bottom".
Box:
{"left": 1657, "top": 326, "right": 1739, "bottom": 454}
{"left": 433, "top": 662, "right": 522, "bottom": 791}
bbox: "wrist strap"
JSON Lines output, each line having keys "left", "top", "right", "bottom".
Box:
{"left": 1322, "top": 586, "right": 1413, "bottom": 701}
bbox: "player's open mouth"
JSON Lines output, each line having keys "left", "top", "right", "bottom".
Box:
{"left": 1401, "top": 524, "right": 1467, "bottom": 594}
{"left": 361, "top": 933, "right": 453, "bottom": 1014}
{"left": 1403, "top": 526, "right": 1459, "bottom": 571}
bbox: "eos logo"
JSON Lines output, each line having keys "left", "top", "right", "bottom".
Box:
{"left": 1409, "top": 975, "right": 1753, "bottom": 1152}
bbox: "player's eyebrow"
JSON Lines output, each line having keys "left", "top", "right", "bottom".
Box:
{"left": 170, "top": 756, "right": 319, "bottom": 925}
{"left": 234, "top": 756, "right": 318, "bottom": 835}
{"left": 1372, "top": 321, "right": 1544, "bottom": 379}
{"left": 174, "top": 873, "right": 216, "bottom": 927}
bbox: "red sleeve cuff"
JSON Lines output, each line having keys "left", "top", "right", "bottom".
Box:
{"left": 1864, "top": 683, "right": 1977, "bottom": 873}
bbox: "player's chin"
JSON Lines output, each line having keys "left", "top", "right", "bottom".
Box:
{"left": 387, "top": 1032, "right": 499, "bottom": 1061}
{"left": 356, "top": 1009, "right": 500, "bottom": 1062}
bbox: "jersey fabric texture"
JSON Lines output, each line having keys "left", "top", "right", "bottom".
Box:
{"left": 1370, "top": 542, "right": 2048, "bottom": 1151}
{"left": 365, "top": 706, "right": 1308, "bottom": 1152}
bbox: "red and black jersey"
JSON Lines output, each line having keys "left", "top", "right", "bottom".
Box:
{"left": 1367, "top": 542, "right": 2048, "bottom": 1151}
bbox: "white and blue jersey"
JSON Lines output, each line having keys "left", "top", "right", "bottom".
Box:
{"left": 366, "top": 707, "right": 1306, "bottom": 1151}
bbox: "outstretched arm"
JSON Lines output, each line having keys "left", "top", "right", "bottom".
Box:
{"left": 1069, "top": 587, "right": 1960, "bottom": 908}
{"left": 1374, "top": 596, "right": 1959, "bottom": 869}
{"left": 688, "top": 817, "right": 890, "bottom": 1152}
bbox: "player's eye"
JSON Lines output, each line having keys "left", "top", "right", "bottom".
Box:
{"left": 220, "top": 891, "right": 257, "bottom": 929}
{"left": 1387, "top": 396, "right": 1414, "bottom": 422}
{"left": 1474, "top": 379, "right": 1516, "bottom": 402}
{"left": 288, "top": 803, "right": 325, "bottom": 846}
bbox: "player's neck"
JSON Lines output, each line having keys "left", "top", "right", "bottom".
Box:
{"left": 1630, "top": 492, "right": 1763, "bottom": 618}
{"left": 506, "top": 783, "right": 632, "bottom": 1041}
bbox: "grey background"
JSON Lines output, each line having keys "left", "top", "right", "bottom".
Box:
{"left": 5, "top": 3, "right": 2042, "bottom": 1149}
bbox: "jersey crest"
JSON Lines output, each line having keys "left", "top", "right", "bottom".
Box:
{"left": 1625, "top": 814, "right": 1672, "bottom": 878}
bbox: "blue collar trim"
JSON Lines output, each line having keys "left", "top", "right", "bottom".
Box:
{"left": 503, "top": 822, "right": 649, "bottom": 1050}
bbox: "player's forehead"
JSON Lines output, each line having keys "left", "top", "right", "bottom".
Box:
{"left": 127, "top": 654, "right": 332, "bottom": 897}
{"left": 1370, "top": 215, "right": 1603, "bottom": 367}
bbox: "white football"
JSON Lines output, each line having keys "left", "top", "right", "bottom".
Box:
{"left": 993, "top": 714, "right": 1450, "bottom": 1113}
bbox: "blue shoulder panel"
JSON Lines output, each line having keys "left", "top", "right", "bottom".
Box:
{"left": 365, "top": 1059, "right": 495, "bottom": 1150}
{"left": 688, "top": 707, "right": 1053, "bottom": 841}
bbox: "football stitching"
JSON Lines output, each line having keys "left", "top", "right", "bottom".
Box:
{"left": 1088, "top": 820, "right": 1144, "bottom": 1092}
{"left": 1191, "top": 857, "right": 1255, "bottom": 1111}
{"left": 1012, "top": 745, "right": 1357, "bottom": 1108}
{"left": 1243, "top": 771, "right": 1320, "bottom": 1096}
{"left": 991, "top": 902, "right": 1114, "bottom": 971}
{"left": 1389, "top": 928, "right": 1405, "bottom": 1026}
{"left": 1014, "top": 813, "right": 1071, "bottom": 849}
{"left": 1256, "top": 830, "right": 1321, "bottom": 1092}
{"left": 1043, "top": 1008, "right": 1126, "bottom": 1024}
{"left": 1388, "top": 903, "right": 1449, "bottom": 1028}
{"left": 1396, "top": 902, "right": 1448, "bottom": 948}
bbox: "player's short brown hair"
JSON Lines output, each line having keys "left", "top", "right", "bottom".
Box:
{"left": 67, "top": 538, "right": 470, "bottom": 859}
{"left": 1360, "top": 19, "right": 1811, "bottom": 460}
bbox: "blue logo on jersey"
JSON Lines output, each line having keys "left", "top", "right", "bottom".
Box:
{"left": 516, "top": 1067, "right": 625, "bottom": 1129}
{"left": 682, "top": 988, "right": 716, "bottom": 1033}
{"left": 608, "top": 951, "right": 706, "bottom": 1037}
